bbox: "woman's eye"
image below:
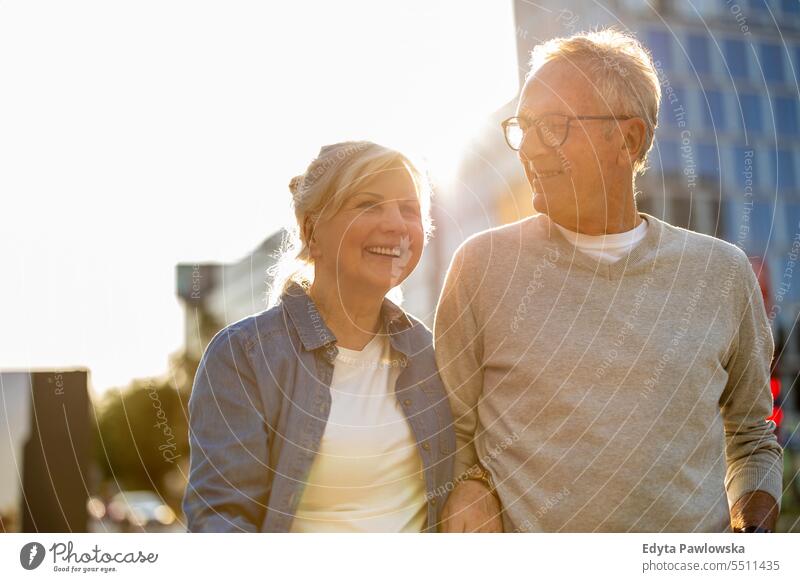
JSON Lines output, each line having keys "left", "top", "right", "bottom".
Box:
{"left": 357, "top": 201, "right": 378, "bottom": 210}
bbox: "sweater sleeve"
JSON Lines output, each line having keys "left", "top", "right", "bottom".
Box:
{"left": 434, "top": 242, "right": 485, "bottom": 479}
{"left": 719, "top": 252, "right": 784, "bottom": 509}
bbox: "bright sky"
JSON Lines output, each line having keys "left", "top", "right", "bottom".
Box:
{"left": 0, "top": 1, "right": 518, "bottom": 395}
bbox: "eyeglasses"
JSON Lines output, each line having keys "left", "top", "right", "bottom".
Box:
{"left": 501, "top": 114, "right": 634, "bottom": 151}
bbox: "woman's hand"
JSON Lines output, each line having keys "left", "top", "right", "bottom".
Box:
{"left": 440, "top": 480, "right": 503, "bottom": 532}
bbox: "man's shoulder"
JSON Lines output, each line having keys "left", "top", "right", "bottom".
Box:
{"left": 649, "top": 214, "right": 748, "bottom": 265}
{"left": 455, "top": 213, "right": 549, "bottom": 260}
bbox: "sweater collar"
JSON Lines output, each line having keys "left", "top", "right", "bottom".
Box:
{"left": 545, "top": 212, "right": 664, "bottom": 279}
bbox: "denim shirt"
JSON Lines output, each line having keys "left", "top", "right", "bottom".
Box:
{"left": 183, "top": 283, "right": 455, "bottom": 532}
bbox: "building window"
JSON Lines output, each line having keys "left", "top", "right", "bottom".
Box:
{"left": 733, "top": 145, "right": 759, "bottom": 190}
{"left": 774, "top": 96, "right": 799, "bottom": 135}
{"left": 688, "top": 34, "right": 712, "bottom": 74}
{"left": 723, "top": 38, "right": 749, "bottom": 79}
{"left": 773, "top": 149, "right": 797, "bottom": 191}
{"left": 739, "top": 93, "right": 763, "bottom": 134}
{"left": 774, "top": 258, "right": 800, "bottom": 301}
{"left": 750, "top": 201, "right": 775, "bottom": 254}
{"left": 723, "top": 198, "right": 775, "bottom": 255}
{"left": 670, "top": 196, "right": 693, "bottom": 230}
{"left": 662, "top": 84, "right": 688, "bottom": 127}
{"left": 760, "top": 43, "right": 786, "bottom": 83}
{"left": 698, "top": 143, "right": 720, "bottom": 178}
{"left": 794, "top": 46, "right": 800, "bottom": 82}
{"left": 784, "top": 202, "right": 800, "bottom": 241}
{"left": 646, "top": 29, "right": 672, "bottom": 71}
{"left": 702, "top": 89, "right": 726, "bottom": 130}
{"left": 652, "top": 138, "right": 680, "bottom": 173}
{"left": 749, "top": 0, "right": 772, "bottom": 11}
{"left": 782, "top": 0, "right": 800, "bottom": 15}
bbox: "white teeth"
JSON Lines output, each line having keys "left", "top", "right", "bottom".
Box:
{"left": 366, "top": 246, "right": 401, "bottom": 257}
{"left": 527, "top": 161, "right": 561, "bottom": 178}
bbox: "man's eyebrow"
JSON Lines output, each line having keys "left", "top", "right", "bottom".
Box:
{"left": 518, "top": 107, "right": 568, "bottom": 118}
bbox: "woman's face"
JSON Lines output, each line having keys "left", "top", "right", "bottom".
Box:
{"left": 310, "top": 165, "right": 424, "bottom": 297}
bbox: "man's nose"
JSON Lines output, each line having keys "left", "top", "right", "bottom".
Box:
{"left": 519, "top": 126, "right": 550, "bottom": 159}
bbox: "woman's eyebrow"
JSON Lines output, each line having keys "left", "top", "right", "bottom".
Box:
{"left": 351, "top": 191, "right": 384, "bottom": 200}
{"left": 351, "top": 191, "right": 419, "bottom": 203}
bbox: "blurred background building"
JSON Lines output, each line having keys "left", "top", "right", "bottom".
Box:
{"left": 176, "top": 232, "right": 284, "bottom": 361}
{"left": 0, "top": 370, "right": 90, "bottom": 532}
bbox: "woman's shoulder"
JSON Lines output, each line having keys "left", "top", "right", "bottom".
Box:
{"left": 205, "top": 302, "right": 293, "bottom": 355}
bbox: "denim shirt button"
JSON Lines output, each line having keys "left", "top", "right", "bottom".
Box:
{"left": 429, "top": 497, "right": 437, "bottom": 505}
{"left": 403, "top": 399, "right": 412, "bottom": 406}
{"left": 422, "top": 442, "right": 431, "bottom": 451}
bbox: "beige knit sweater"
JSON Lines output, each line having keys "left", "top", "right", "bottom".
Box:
{"left": 434, "top": 213, "right": 783, "bottom": 532}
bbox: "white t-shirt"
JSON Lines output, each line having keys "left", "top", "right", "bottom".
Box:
{"left": 554, "top": 217, "right": 649, "bottom": 264}
{"left": 289, "top": 332, "right": 427, "bottom": 533}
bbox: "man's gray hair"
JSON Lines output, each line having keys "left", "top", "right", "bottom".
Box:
{"left": 527, "top": 28, "right": 662, "bottom": 176}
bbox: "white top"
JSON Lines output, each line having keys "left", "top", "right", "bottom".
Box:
{"left": 554, "top": 217, "right": 649, "bottom": 264}
{"left": 289, "top": 332, "right": 427, "bottom": 533}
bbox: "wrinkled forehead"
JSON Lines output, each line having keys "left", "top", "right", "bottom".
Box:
{"left": 517, "top": 59, "right": 607, "bottom": 117}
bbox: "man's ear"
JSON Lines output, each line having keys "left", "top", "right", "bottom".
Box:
{"left": 618, "top": 118, "right": 647, "bottom": 168}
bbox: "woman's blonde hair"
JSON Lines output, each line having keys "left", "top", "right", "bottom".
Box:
{"left": 267, "top": 140, "right": 433, "bottom": 307}
{"left": 527, "top": 28, "right": 662, "bottom": 176}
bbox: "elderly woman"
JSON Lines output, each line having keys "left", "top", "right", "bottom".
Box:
{"left": 183, "top": 141, "right": 455, "bottom": 532}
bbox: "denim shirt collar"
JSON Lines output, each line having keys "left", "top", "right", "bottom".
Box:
{"left": 281, "top": 282, "right": 415, "bottom": 358}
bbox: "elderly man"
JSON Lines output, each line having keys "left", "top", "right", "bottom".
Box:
{"left": 434, "top": 29, "right": 783, "bottom": 533}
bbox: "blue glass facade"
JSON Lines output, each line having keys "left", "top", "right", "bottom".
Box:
{"left": 723, "top": 39, "right": 749, "bottom": 79}
{"left": 688, "top": 34, "right": 712, "bottom": 74}
{"left": 702, "top": 89, "right": 726, "bottom": 130}
{"left": 635, "top": 12, "right": 800, "bottom": 334}
{"left": 760, "top": 43, "right": 786, "bottom": 83}
{"left": 775, "top": 95, "right": 799, "bottom": 135}
{"left": 739, "top": 93, "right": 764, "bottom": 133}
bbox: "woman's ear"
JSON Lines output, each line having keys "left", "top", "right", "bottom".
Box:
{"left": 304, "top": 217, "right": 321, "bottom": 259}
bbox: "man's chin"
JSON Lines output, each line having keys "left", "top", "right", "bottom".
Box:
{"left": 532, "top": 192, "right": 551, "bottom": 216}
{"left": 532, "top": 194, "right": 577, "bottom": 229}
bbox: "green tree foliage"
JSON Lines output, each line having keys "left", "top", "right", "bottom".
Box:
{"left": 93, "top": 351, "right": 198, "bottom": 498}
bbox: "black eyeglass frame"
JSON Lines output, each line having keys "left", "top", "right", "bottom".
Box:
{"left": 501, "top": 114, "right": 635, "bottom": 151}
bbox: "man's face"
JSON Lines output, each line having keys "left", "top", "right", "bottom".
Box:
{"left": 516, "top": 60, "right": 624, "bottom": 232}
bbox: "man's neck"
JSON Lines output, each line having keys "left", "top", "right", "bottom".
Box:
{"left": 564, "top": 212, "right": 642, "bottom": 236}
{"left": 561, "top": 182, "right": 641, "bottom": 235}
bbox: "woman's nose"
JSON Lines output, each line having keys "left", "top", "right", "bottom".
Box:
{"left": 379, "top": 203, "right": 409, "bottom": 233}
